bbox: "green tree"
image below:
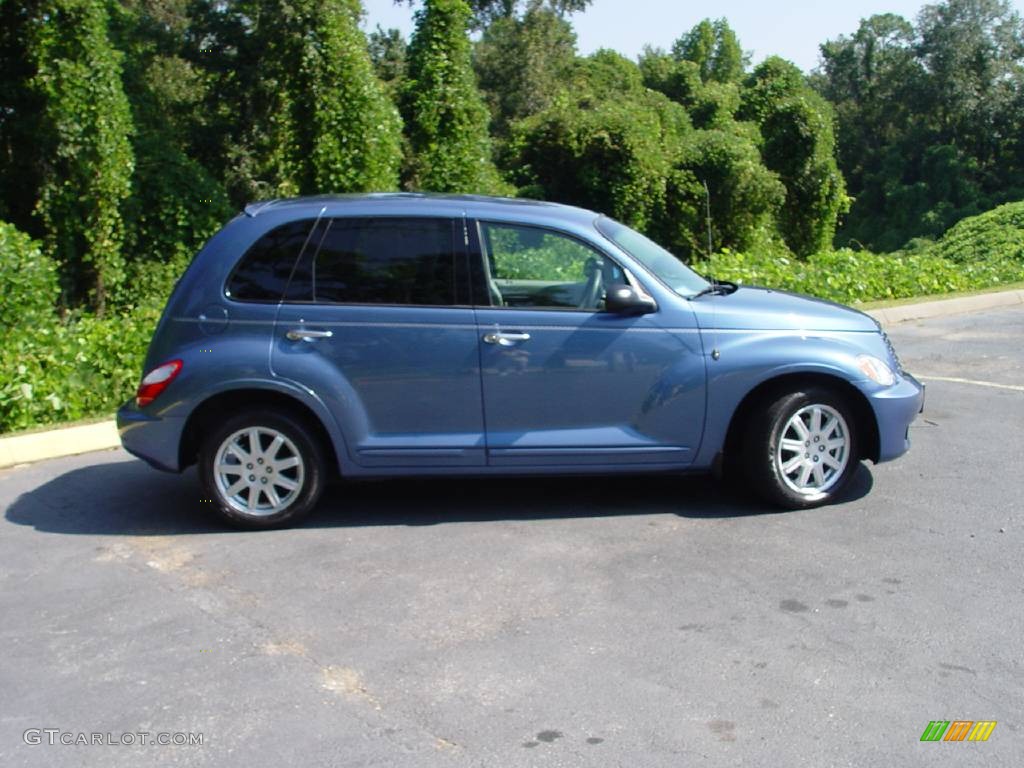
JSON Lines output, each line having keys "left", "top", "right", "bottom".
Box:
{"left": 741, "top": 57, "right": 848, "bottom": 256}
{"left": 474, "top": 6, "right": 578, "bottom": 136}
{"left": 108, "top": 1, "right": 232, "bottom": 309}
{"left": 399, "top": 0, "right": 593, "bottom": 28}
{"left": 0, "top": 0, "right": 45, "bottom": 235}
{"left": 368, "top": 25, "right": 408, "bottom": 97}
{"left": 402, "top": 0, "right": 505, "bottom": 192}
{"left": 195, "top": 1, "right": 401, "bottom": 201}
{"left": 814, "top": 14, "right": 922, "bottom": 197}
{"left": 31, "top": 0, "right": 135, "bottom": 314}
{"left": 511, "top": 49, "right": 789, "bottom": 260}
{"left": 672, "top": 18, "right": 746, "bottom": 84}
{"left": 639, "top": 49, "right": 741, "bottom": 129}
{"left": 508, "top": 51, "right": 690, "bottom": 232}
{"left": 302, "top": 1, "right": 404, "bottom": 192}
{"left": 814, "top": 1, "right": 1024, "bottom": 250}
{"left": 654, "top": 129, "right": 786, "bottom": 259}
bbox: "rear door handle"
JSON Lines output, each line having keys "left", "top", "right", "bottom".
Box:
{"left": 286, "top": 328, "right": 333, "bottom": 342}
{"left": 483, "top": 331, "right": 531, "bottom": 346}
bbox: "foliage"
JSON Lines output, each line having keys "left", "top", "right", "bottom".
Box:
{"left": 31, "top": 0, "right": 135, "bottom": 315}
{"left": 639, "top": 51, "right": 741, "bottom": 130}
{"left": 741, "top": 57, "right": 849, "bottom": 257}
{"left": 474, "top": 6, "right": 578, "bottom": 136}
{"left": 399, "top": 0, "right": 593, "bottom": 29}
{"left": 190, "top": 0, "right": 401, "bottom": 202}
{"left": 692, "top": 245, "right": 1023, "bottom": 306}
{"left": 653, "top": 128, "right": 787, "bottom": 260}
{"left": 106, "top": 1, "right": 233, "bottom": 312}
{"left": 0, "top": 223, "right": 58, "bottom": 335}
{"left": 5, "top": 0, "right": 1024, "bottom": 433}
{"left": 402, "top": 0, "right": 506, "bottom": 193}
{"left": 0, "top": 0, "right": 45, "bottom": 233}
{"left": 814, "top": 1, "right": 1024, "bottom": 250}
{"left": 692, "top": 201, "right": 1024, "bottom": 304}
{"left": 507, "top": 51, "right": 690, "bottom": 232}
{"left": 0, "top": 306, "right": 159, "bottom": 433}
{"left": 116, "top": 136, "right": 233, "bottom": 312}
{"left": 926, "top": 201, "right": 1024, "bottom": 263}
{"left": 368, "top": 25, "right": 408, "bottom": 96}
{"left": 303, "top": 1, "right": 404, "bottom": 192}
{"left": 672, "top": 18, "right": 746, "bottom": 84}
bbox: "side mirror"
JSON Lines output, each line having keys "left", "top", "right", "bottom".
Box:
{"left": 604, "top": 283, "right": 656, "bottom": 315}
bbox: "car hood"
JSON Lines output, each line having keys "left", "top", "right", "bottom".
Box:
{"left": 687, "top": 286, "right": 878, "bottom": 332}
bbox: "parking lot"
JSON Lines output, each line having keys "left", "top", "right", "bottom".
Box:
{"left": 1, "top": 306, "right": 1021, "bottom": 766}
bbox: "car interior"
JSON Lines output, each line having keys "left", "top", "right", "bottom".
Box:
{"left": 478, "top": 222, "right": 626, "bottom": 310}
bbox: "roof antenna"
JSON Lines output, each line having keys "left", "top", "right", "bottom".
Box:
{"left": 704, "top": 179, "right": 714, "bottom": 260}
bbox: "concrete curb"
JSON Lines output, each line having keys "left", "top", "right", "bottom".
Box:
{"left": 0, "top": 420, "right": 119, "bottom": 469}
{"left": 866, "top": 288, "right": 1024, "bottom": 327}
{"left": 2, "top": 287, "right": 1023, "bottom": 469}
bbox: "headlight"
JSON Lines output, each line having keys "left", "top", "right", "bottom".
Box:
{"left": 857, "top": 354, "right": 895, "bottom": 386}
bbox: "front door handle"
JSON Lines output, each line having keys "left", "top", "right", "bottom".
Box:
{"left": 286, "top": 328, "right": 333, "bottom": 342}
{"left": 483, "top": 331, "right": 531, "bottom": 347}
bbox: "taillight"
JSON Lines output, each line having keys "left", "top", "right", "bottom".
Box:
{"left": 136, "top": 360, "right": 183, "bottom": 407}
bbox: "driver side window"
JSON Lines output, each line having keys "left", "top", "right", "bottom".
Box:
{"left": 480, "top": 222, "right": 622, "bottom": 310}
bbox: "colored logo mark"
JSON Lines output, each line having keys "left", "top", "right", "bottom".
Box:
{"left": 920, "top": 721, "right": 997, "bottom": 742}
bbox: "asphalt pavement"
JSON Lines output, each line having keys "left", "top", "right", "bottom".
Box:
{"left": 1, "top": 306, "right": 1021, "bottom": 767}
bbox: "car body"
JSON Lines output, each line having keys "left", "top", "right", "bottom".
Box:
{"left": 118, "top": 194, "right": 924, "bottom": 527}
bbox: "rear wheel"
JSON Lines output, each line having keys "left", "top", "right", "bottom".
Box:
{"left": 199, "top": 409, "right": 327, "bottom": 528}
{"left": 742, "top": 386, "right": 858, "bottom": 509}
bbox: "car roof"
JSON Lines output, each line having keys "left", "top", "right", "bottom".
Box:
{"left": 243, "top": 193, "right": 601, "bottom": 228}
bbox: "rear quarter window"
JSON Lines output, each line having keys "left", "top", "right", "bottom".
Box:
{"left": 226, "top": 219, "right": 316, "bottom": 302}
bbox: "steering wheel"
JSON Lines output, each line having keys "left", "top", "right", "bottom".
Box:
{"left": 578, "top": 257, "right": 603, "bottom": 309}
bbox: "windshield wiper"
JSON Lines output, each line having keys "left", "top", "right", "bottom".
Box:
{"left": 691, "top": 279, "right": 738, "bottom": 298}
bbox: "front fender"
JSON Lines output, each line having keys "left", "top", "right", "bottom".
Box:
{"left": 693, "top": 329, "right": 884, "bottom": 467}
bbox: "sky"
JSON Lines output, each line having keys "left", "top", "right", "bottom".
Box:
{"left": 362, "top": 0, "right": 1024, "bottom": 73}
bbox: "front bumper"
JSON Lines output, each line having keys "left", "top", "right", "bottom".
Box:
{"left": 864, "top": 372, "right": 925, "bottom": 462}
{"left": 117, "top": 400, "right": 187, "bottom": 472}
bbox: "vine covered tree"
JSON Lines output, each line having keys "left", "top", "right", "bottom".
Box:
{"left": 197, "top": 0, "right": 402, "bottom": 201}
{"left": 741, "top": 57, "right": 848, "bottom": 256}
{"left": 31, "top": 0, "right": 135, "bottom": 314}
{"left": 402, "top": 0, "right": 505, "bottom": 192}
{"left": 301, "top": 0, "right": 404, "bottom": 192}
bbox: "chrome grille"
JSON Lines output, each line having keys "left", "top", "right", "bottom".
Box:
{"left": 881, "top": 329, "right": 903, "bottom": 372}
{"left": 870, "top": 317, "right": 903, "bottom": 372}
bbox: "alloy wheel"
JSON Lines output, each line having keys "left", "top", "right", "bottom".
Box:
{"left": 774, "top": 404, "right": 850, "bottom": 497}
{"left": 213, "top": 426, "right": 305, "bottom": 516}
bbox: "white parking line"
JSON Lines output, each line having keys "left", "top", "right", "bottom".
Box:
{"left": 918, "top": 375, "right": 1024, "bottom": 393}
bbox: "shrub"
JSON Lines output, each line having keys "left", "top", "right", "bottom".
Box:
{"left": 926, "top": 201, "right": 1024, "bottom": 264}
{"left": 0, "top": 306, "right": 159, "bottom": 433}
{"left": 692, "top": 245, "right": 1023, "bottom": 305}
{"left": 0, "top": 222, "right": 58, "bottom": 335}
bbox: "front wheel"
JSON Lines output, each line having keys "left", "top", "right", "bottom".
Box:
{"left": 742, "top": 386, "right": 859, "bottom": 509}
{"left": 199, "top": 409, "right": 327, "bottom": 529}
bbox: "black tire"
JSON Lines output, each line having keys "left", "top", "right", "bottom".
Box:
{"left": 199, "top": 409, "right": 327, "bottom": 529}
{"left": 741, "top": 385, "right": 859, "bottom": 509}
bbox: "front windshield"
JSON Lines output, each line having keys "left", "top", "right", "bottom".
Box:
{"left": 595, "top": 217, "right": 710, "bottom": 298}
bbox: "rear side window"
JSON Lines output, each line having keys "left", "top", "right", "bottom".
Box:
{"left": 226, "top": 220, "right": 316, "bottom": 302}
{"left": 291, "top": 217, "right": 457, "bottom": 306}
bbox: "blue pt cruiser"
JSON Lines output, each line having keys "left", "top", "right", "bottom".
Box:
{"left": 118, "top": 194, "right": 924, "bottom": 528}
